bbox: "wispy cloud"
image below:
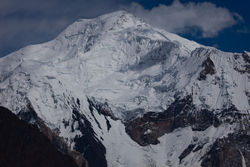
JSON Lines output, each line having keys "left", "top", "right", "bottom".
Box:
{"left": 0, "top": 0, "right": 127, "bottom": 56}
{"left": 126, "top": 0, "right": 242, "bottom": 38}
{"left": 0, "top": 0, "right": 247, "bottom": 56}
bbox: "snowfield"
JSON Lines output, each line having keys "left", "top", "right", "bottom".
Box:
{"left": 0, "top": 11, "right": 249, "bottom": 167}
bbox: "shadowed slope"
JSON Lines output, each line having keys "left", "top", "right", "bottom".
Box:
{"left": 0, "top": 106, "right": 79, "bottom": 167}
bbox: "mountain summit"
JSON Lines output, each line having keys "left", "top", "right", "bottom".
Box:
{"left": 0, "top": 11, "right": 249, "bottom": 167}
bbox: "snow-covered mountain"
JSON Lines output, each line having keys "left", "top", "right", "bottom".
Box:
{"left": 0, "top": 11, "right": 249, "bottom": 167}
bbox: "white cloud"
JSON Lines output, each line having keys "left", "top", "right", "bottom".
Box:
{"left": 0, "top": 0, "right": 125, "bottom": 56}
{"left": 127, "top": 0, "right": 242, "bottom": 37}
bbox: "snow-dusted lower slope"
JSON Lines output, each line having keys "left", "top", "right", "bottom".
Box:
{"left": 0, "top": 11, "right": 249, "bottom": 167}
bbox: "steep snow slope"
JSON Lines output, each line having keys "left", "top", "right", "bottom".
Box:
{"left": 0, "top": 11, "right": 249, "bottom": 167}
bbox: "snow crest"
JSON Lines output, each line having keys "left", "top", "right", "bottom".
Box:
{"left": 0, "top": 10, "right": 249, "bottom": 167}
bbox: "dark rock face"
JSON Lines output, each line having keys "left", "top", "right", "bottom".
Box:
{"left": 72, "top": 107, "right": 107, "bottom": 167}
{"left": 201, "top": 133, "right": 250, "bottom": 167}
{"left": 0, "top": 106, "right": 79, "bottom": 167}
{"left": 242, "top": 52, "right": 250, "bottom": 74}
{"left": 17, "top": 103, "right": 88, "bottom": 167}
{"left": 125, "top": 92, "right": 249, "bottom": 146}
{"left": 179, "top": 144, "right": 196, "bottom": 163}
{"left": 125, "top": 93, "right": 250, "bottom": 166}
{"left": 198, "top": 57, "right": 216, "bottom": 80}
{"left": 233, "top": 52, "right": 250, "bottom": 74}
{"left": 242, "top": 51, "right": 250, "bottom": 63}
{"left": 17, "top": 97, "right": 107, "bottom": 167}
{"left": 125, "top": 96, "right": 220, "bottom": 146}
{"left": 87, "top": 98, "right": 116, "bottom": 132}
{"left": 87, "top": 97, "right": 117, "bottom": 121}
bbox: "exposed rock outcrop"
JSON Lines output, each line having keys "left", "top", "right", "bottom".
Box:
{"left": 201, "top": 133, "right": 250, "bottom": 167}
{"left": 72, "top": 108, "right": 107, "bottom": 167}
{"left": 0, "top": 106, "right": 80, "bottom": 167}
{"left": 125, "top": 96, "right": 221, "bottom": 146}
{"left": 125, "top": 95, "right": 249, "bottom": 146}
{"left": 198, "top": 57, "right": 216, "bottom": 80}
{"left": 17, "top": 103, "right": 88, "bottom": 167}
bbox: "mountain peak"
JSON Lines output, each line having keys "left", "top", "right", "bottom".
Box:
{"left": 0, "top": 10, "right": 249, "bottom": 167}
{"left": 59, "top": 10, "right": 147, "bottom": 38}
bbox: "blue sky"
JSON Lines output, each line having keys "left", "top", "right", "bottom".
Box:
{"left": 0, "top": 0, "right": 249, "bottom": 57}
{"left": 179, "top": 0, "right": 250, "bottom": 52}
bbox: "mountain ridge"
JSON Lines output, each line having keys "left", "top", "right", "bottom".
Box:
{"left": 0, "top": 10, "right": 249, "bottom": 167}
{"left": 0, "top": 106, "right": 84, "bottom": 167}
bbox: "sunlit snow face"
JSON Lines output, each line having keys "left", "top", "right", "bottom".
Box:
{"left": 0, "top": 9, "right": 249, "bottom": 167}
{"left": 1, "top": 0, "right": 249, "bottom": 58}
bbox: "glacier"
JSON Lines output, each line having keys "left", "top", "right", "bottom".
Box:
{"left": 0, "top": 10, "right": 249, "bottom": 167}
